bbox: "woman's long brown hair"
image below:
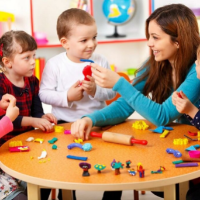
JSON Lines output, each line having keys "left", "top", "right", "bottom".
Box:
{"left": 133, "top": 4, "right": 200, "bottom": 104}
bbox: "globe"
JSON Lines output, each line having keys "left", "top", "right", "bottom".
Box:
{"left": 102, "top": 0, "right": 136, "bottom": 38}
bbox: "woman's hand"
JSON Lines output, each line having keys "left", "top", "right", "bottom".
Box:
{"left": 71, "top": 117, "right": 93, "bottom": 140}
{"left": 91, "top": 63, "right": 120, "bottom": 88}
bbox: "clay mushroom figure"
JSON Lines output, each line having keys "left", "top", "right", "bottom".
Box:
{"left": 94, "top": 164, "right": 106, "bottom": 173}
{"left": 79, "top": 162, "right": 91, "bottom": 176}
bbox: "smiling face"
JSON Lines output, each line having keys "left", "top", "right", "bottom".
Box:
{"left": 61, "top": 23, "right": 97, "bottom": 63}
{"left": 147, "top": 20, "right": 179, "bottom": 66}
{"left": 8, "top": 43, "right": 36, "bottom": 77}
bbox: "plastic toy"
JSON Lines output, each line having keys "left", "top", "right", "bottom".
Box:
{"left": 26, "top": 137, "right": 34, "bottom": 142}
{"left": 9, "top": 146, "right": 29, "bottom": 152}
{"left": 54, "top": 125, "right": 64, "bottom": 133}
{"left": 79, "top": 162, "right": 91, "bottom": 176}
{"left": 184, "top": 134, "right": 198, "bottom": 141}
{"left": 74, "top": 138, "right": 83, "bottom": 144}
{"left": 9, "top": 141, "right": 23, "bottom": 147}
{"left": 138, "top": 165, "right": 145, "bottom": 178}
{"left": 126, "top": 160, "right": 131, "bottom": 168}
{"left": 150, "top": 126, "right": 173, "bottom": 133}
{"left": 38, "top": 149, "right": 47, "bottom": 159}
{"left": 111, "top": 159, "right": 116, "bottom": 170}
{"left": 67, "top": 143, "right": 92, "bottom": 151}
{"left": 151, "top": 166, "right": 165, "bottom": 174}
{"left": 137, "top": 163, "right": 143, "bottom": 171}
{"left": 189, "top": 151, "right": 200, "bottom": 158}
{"left": 112, "top": 162, "right": 124, "bottom": 175}
{"left": 34, "top": 32, "right": 48, "bottom": 45}
{"left": 90, "top": 131, "right": 147, "bottom": 146}
{"left": 94, "top": 164, "right": 106, "bottom": 173}
{"left": 48, "top": 137, "right": 58, "bottom": 144}
{"left": 132, "top": 121, "right": 149, "bottom": 130}
{"left": 80, "top": 59, "right": 94, "bottom": 81}
{"left": 175, "top": 163, "right": 198, "bottom": 167}
{"left": 64, "top": 130, "right": 71, "bottom": 134}
{"left": 177, "top": 92, "right": 183, "bottom": 98}
{"left": 185, "top": 144, "right": 200, "bottom": 151}
{"left": 172, "top": 160, "right": 183, "bottom": 164}
{"left": 34, "top": 138, "right": 44, "bottom": 144}
{"left": 160, "top": 130, "right": 169, "bottom": 138}
{"left": 52, "top": 144, "right": 57, "bottom": 150}
{"left": 67, "top": 155, "right": 87, "bottom": 161}
{"left": 173, "top": 138, "right": 188, "bottom": 145}
{"left": 128, "top": 168, "right": 136, "bottom": 176}
{"left": 166, "top": 148, "right": 182, "bottom": 158}
{"left": 188, "top": 131, "right": 197, "bottom": 136}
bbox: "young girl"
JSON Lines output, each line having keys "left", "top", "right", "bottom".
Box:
{"left": 0, "top": 30, "right": 57, "bottom": 146}
{"left": 0, "top": 94, "right": 27, "bottom": 200}
{"left": 172, "top": 45, "right": 200, "bottom": 130}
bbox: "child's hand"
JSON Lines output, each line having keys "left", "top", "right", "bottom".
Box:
{"left": 172, "top": 91, "right": 179, "bottom": 106}
{"left": 67, "top": 80, "right": 84, "bottom": 102}
{"left": 0, "top": 94, "right": 16, "bottom": 110}
{"left": 31, "top": 118, "right": 54, "bottom": 132}
{"left": 175, "top": 91, "right": 198, "bottom": 118}
{"left": 81, "top": 76, "right": 96, "bottom": 97}
{"left": 5, "top": 99, "right": 19, "bottom": 122}
{"left": 42, "top": 113, "right": 57, "bottom": 124}
{"left": 71, "top": 117, "right": 93, "bottom": 140}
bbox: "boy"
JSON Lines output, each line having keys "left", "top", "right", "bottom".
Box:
{"left": 39, "top": 8, "right": 116, "bottom": 124}
{"left": 39, "top": 8, "right": 117, "bottom": 200}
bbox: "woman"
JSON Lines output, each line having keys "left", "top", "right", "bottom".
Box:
{"left": 71, "top": 4, "right": 200, "bottom": 200}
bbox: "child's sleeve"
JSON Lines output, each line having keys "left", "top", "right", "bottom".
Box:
{"left": 192, "top": 110, "right": 200, "bottom": 130}
{"left": 0, "top": 116, "right": 13, "bottom": 138}
{"left": 91, "top": 56, "right": 116, "bottom": 101}
{"left": 39, "top": 60, "right": 70, "bottom": 107}
{"left": 31, "top": 77, "right": 44, "bottom": 118}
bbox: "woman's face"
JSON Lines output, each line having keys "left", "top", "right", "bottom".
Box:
{"left": 147, "top": 20, "right": 179, "bottom": 66}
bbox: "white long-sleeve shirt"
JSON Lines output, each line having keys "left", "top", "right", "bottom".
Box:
{"left": 39, "top": 52, "right": 116, "bottom": 122}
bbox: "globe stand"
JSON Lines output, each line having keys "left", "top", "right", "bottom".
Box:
{"left": 106, "top": 25, "right": 126, "bottom": 38}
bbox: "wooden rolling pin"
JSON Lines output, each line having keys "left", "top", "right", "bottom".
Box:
{"left": 90, "top": 132, "right": 147, "bottom": 146}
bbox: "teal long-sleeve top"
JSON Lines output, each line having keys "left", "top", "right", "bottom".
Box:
{"left": 84, "top": 63, "right": 200, "bottom": 127}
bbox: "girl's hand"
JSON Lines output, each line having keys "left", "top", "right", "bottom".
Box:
{"left": 91, "top": 63, "right": 120, "bottom": 88}
{"left": 5, "top": 100, "right": 19, "bottom": 122}
{"left": 31, "top": 118, "right": 54, "bottom": 132}
{"left": 175, "top": 91, "right": 198, "bottom": 118}
{"left": 81, "top": 76, "right": 96, "bottom": 97}
{"left": 71, "top": 117, "right": 93, "bottom": 140}
{"left": 0, "top": 94, "right": 16, "bottom": 110}
{"left": 42, "top": 113, "right": 57, "bottom": 124}
{"left": 172, "top": 91, "right": 179, "bottom": 106}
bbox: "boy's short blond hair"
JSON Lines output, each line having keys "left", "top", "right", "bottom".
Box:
{"left": 57, "top": 8, "right": 95, "bottom": 40}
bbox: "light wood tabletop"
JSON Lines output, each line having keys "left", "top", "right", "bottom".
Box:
{"left": 0, "top": 119, "right": 200, "bottom": 200}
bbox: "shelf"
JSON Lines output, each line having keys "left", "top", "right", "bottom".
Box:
{"left": 30, "top": 0, "right": 151, "bottom": 48}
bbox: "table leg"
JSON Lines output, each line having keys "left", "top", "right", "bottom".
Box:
{"left": 164, "top": 184, "right": 176, "bottom": 200}
{"left": 62, "top": 190, "right": 73, "bottom": 200}
{"left": 179, "top": 181, "right": 189, "bottom": 200}
{"left": 27, "top": 183, "right": 40, "bottom": 200}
